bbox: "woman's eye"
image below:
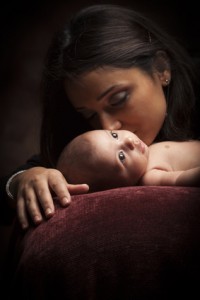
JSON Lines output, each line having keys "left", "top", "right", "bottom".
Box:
{"left": 109, "top": 91, "right": 129, "bottom": 107}
{"left": 118, "top": 151, "right": 126, "bottom": 162}
{"left": 111, "top": 131, "right": 118, "bottom": 139}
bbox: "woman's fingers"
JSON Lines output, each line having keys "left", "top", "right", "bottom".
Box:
{"left": 67, "top": 183, "right": 89, "bottom": 195}
{"left": 14, "top": 167, "right": 89, "bottom": 230}
{"left": 17, "top": 194, "right": 30, "bottom": 230}
{"left": 34, "top": 181, "right": 56, "bottom": 218}
{"left": 15, "top": 167, "right": 55, "bottom": 229}
{"left": 17, "top": 188, "right": 44, "bottom": 229}
{"left": 48, "top": 170, "right": 72, "bottom": 206}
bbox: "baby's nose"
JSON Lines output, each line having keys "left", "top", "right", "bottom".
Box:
{"left": 124, "top": 137, "right": 135, "bottom": 150}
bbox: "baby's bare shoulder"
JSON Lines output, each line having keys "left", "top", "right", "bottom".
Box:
{"left": 150, "top": 140, "right": 200, "bottom": 151}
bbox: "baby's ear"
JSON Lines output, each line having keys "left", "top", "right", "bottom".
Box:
{"left": 153, "top": 51, "right": 171, "bottom": 84}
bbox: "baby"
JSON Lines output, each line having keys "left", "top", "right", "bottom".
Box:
{"left": 57, "top": 130, "right": 200, "bottom": 192}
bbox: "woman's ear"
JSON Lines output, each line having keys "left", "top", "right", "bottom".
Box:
{"left": 153, "top": 51, "right": 171, "bottom": 85}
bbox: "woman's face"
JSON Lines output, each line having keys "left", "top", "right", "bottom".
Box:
{"left": 64, "top": 67, "right": 167, "bottom": 145}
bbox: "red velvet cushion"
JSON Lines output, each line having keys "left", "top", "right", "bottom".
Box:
{"left": 6, "top": 186, "right": 200, "bottom": 299}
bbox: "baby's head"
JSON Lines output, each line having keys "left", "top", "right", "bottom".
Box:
{"left": 57, "top": 130, "right": 149, "bottom": 192}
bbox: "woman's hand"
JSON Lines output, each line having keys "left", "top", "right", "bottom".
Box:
{"left": 10, "top": 167, "right": 89, "bottom": 230}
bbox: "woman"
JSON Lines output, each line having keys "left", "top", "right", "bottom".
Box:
{"left": 2, "top": 4, "right": 199, "bottom": 229}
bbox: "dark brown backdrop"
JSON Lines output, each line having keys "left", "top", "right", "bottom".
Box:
{"left": 0, "top": 0, "right": 199, "bottom": 282}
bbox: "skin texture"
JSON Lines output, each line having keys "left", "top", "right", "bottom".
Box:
{"left": 57, "top": 130, "right": 149, "bottom": 189}
{"left": 11, "top": 168, "right": 89, "bottom": 229}
{"left": 141, "top": 139, "right": 200, "bottom": 186}
{"left": 65, "top": 67, "right": 168, "bottom": 146}
{"left": 58, "top": 129, "right": 200, "bottom": 191}
{"left": 11, "top": 66, "right": 169, "bottom": 229}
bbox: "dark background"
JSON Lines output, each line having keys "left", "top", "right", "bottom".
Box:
{"left": 0, "top": 0, "right": 199, "bottom": 279}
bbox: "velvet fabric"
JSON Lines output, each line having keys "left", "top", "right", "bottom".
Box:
{"left": 5, "top": 186, "right": 200, "bottom": 299}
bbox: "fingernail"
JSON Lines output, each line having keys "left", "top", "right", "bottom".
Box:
{"left": 62, "top": 197, "right": 70, "bottom": 206}
{"left": 22, "top": 223, "right": 28, "bottom": 230}
{"left": 46, "top": 208, "right": 53, "bottom": 217}
{"left": 34, "top": 215, "right": 42, "bottom": 224}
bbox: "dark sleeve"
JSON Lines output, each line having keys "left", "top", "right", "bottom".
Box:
{"left": 0, "top": 155, "right": 41, "bottom": 225}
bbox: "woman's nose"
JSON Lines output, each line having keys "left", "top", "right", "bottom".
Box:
{"left": 99, "top": 112, "right": 121, "bottom": 130}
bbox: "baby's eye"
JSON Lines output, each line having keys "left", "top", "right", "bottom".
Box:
{"left": 111, "top": 131, "right": 118, "bottom": 139}
{"left": 109, "top": 91, "right": 129, "bottom": 107}
{"left": 118, "top": 151, "right": 126, "bottom": 163}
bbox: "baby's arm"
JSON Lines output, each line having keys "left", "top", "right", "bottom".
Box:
{"left": 175, "top": 167, "right": 200, "bottom": 187}
{"left": 141, "top": 167, "right": 200, "bottom": 187}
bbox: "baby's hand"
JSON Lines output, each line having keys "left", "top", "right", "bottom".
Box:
{"left": 10, "top": 167, "right": 89, "bottom": 229}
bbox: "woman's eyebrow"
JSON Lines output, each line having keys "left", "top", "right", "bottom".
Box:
{"left": 97, "top": 84, "right": 121, "bottom": 101}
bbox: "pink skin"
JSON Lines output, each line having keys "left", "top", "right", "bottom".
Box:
{"left": 82, "top": 129, "right": 149, "bottom": 186}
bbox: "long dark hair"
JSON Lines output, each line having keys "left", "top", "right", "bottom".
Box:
{"left": 40, "top": 4, "right": 197, "bottom": 167}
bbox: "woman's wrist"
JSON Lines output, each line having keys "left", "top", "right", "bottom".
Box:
{"left": 6, "top": 170, "right": 26, "bottom": 200}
